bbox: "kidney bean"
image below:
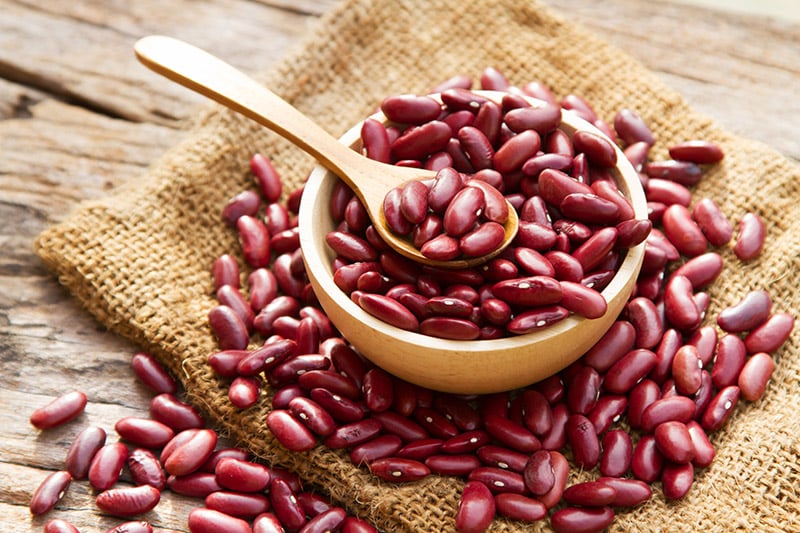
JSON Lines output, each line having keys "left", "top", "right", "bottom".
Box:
{"left": 679, "top": 421, "right": 715, "bottom": 471}
{"left": 468, "top": 467, "right": 526, "bottom": 495}
{"left": 298, "top": 507, "right": 347, "bottom": 533}
{"left": 459, "top": 221, "right": 505, "bottom": 257}
{"left": 661, "top": 461, "right": 694, "bottom": 500}
{"left": 571, "top": 228, "right": 618, "bottom": 274}
{"left": 412, "top": 405, "right": 459, "bottom": 439}
{"left": 396, "top": 438, "right": 444, "bottom": 461}
{"left": 565, "top": 414, "right": 600, "bottom": 469}
{"left": 734, "top": 212, "right": 767, "bottom": 261}
{"left": 419, "top": 316, "right": 481, "bottom": 340}
{"left": 209, "top": 305, "right": 249, "bottom": 351}
{"left": 214, "top": 458, "right": 270, "bottom": 493}
{"left": 419, "top": 453, "right": 480, "bottom": 477}
{"left": 285, "top": 397, "right": 335, "bottom": 438}
{"left": 130, "top": 353, "right": 178, "bottom": 395}
{"left": 663, "top": 276, "right": 700, "bottom": 332}
{"left": 669, "top": 345, "right": 702, "bottom": 396}
{"left": 614, "top": 108, "right": 655, "bottom": 146}
{"left": 266, "top": 409, "right": 318, "bottom": 452}
{"left": 537, "top": 168, "right": 593, "bottom": 207}
{"left": 64, "top": 426, "right": 106, "bottom": 480}
{"left": 295, "top": 491, "right": 333, "bottom": 518}
{"left": 29, "top": 470, "right": 71, "bottom": 515}
{"left": 717, "top": 290, "right": 771, "bottom": 333}
{"left": 128, "top": 448, "right": 167, "bottom": 490}
{"left": 562, "top": 480, "right": 617, "bottom": 508}
{"left": 114, "top": 417, "right": 174, "bottom": 449}
{"left": 43, "top": 519, "right": 81, "bottom": 533}
{"left": 392, "top": 120, "right": 452, "bottom": 160}
{"left": 662, "top": 204, "right": 708, "bottom": 257}
{"left": 309, "top": 388, "right": 365, "bottom": 423}
{"left": 503, "top": 103, "right": 561, "bottom": 135}
{"left": 149, "top": 393, "right": 204, "bottom": 432}
{"left": 625, "top": 297, "right": 664, "bottom": 349}
{"left": 672, "top": 254, "right": 723, "bottom": 292}
{"left": 199, "top": 448, "right": 250, "bottom": 474}
{"left": 235, "top": 215, "right": 271, "bottom": 268}
{"left": 249, "top": 152, "right": 282, "bottom": 202}
{"left": 551, "top": 506, "right": 615, "bottom": 533}
{"left": 701, "top": 385, "right": 740, "bottom": 432}
{"left": 205, "top": 491, "right": 270, "bottom": 519}
{"left": 491, "top": 275, "right": 562, "bottom": 308}
{"left": 483, "top": 414, "right": 542, "bottom": 454}
{"left": 88, "top": 442, "right": 128, "bottom": 491}
{"left": 514, "top": 221, "right": 559, "bottom": 251}
{"left": 709, "top": 334, "right": 746, "bottom": 389}
{"left": 95, "top": 484, "right": 160, "bottom": 517}
{"left": 623, "top": 141, "right": 650, "bottom": 172}
{"left": 346, "top": 434, "right": 401, "bottom": 464}
{"left": 744, "top": 312, "right": 794, "bottom": 354}
{"left": 103, "top": 522, "right": 154, "bottom": 533}
{"left": 631, "top": 434, "right": 663, "bottom": 484}
{"left": 491, "top": 129, "right": 540, "bottom": 174}
{"left": 188, "top": 507, "right": 252, "bottom": 533}
{"left": 626, "top": 380, "right": 660, "bottom": 432}
{"left": 572, "top": 131, "right": 617, "bottom": 168}
{"left": 654, "top": 421, "right": 695, "bottom": 464}
{"left": 687, "top": 199, "right": 732, "bottom": 247}
{"left": 254, "top": 295, "right": 302, "bottom": 336}
{"left": 737, "top": 351, "right": 776, "bottom": 402}
{"left": 669, "top": 139, "right": 724, "bottom": 164}
{"left": 168, "top": 472, "right": 222, "bottom": 498}
{"left": 357, "top": 292, "right": 419, "bottom": 331}
{"left": 369, "top": 457, "right": 431, "bottom": 482}
{"left": 560, "top": 280, "right": 608, "bottom": 319}
{"left": 226, "top": 376, "right": 260, "bottom": 409}
{"left": 646, "top": 178, "right": 692, "bottom": 207}
{"left": 522, "top": 449, "right": 554, "bottom": 495}
{"left": 454, "top": 480, "right": 495, "bottom": 533}
{"left": 30, "top": 390, "right": 88, "bottom": 430}
{"left": 586, "top": 395, "right": 626, "bottom": 435}
{"left": 600, "top": 429, "right": 633, "bottom": 477}
{"left": 493, "top": 493, "right": 547, "bottom": 522}
{"left": 381, "top": 94, "right": 442, "bottom": 124}
{"left": 266, "top": 478, "right": 306, "bottom": 531}
{"left": 564, "top": 366, "right": 600, "bottom": 416}
{"left": 321, "top": 417, "right": 382, "bottom": 449}
{"left": 419, "top": 233, "right": 460, "bottom": 260}
{"left": 597, "top": 478, "right": 652, "bottom": 509}
{"left": 163, "top": 428, "right": 217, "bottom": 476}
{"left": 603, "top": 348, "right": 658, "bottom": 395}
{"left": 298, "top": 370, "right": 360, "bottom": 401}
{"left": 640, "top": 395, "right": 696, "bottom": 433}
{"left": 580, "top": 320, "right": 635, "bottom": 373}
{"left": 645, "top": 160, "right": 703, "bottom": 187}
{"left": 431, "top": 396, "right": 479, "bottom": 433}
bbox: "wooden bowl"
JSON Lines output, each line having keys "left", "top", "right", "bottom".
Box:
{"left": 299, "top": 91, "right": 647, "bottom": 394}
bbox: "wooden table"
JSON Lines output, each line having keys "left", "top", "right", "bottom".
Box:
{"left": 1, "top": 1, "right": 797, "bottom": 531}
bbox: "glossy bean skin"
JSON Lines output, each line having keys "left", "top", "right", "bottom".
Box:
{"left": 625, "top": 297, "right": 663, "bottom": 349}
{"left": 692, "top": 198, "right": 733, "bottom": 246}
{"left": 163, "top": 429, "right": 218, "bottom": 476}
{"left": 30, "top": 391, "right": 88, "bottom": 430}
{"left": 733, "top": 212, "right": 766, "bottom": 261}
{"left": 600, "top": 429, "right": 633, "bottom": 477}
{"left": 95, "top": 485, "right": 161, "bottom": 517}
{"left": 523, "top": 450, "right": 555, "bottom": 495}
{"left": 381, "top": 94, "right": 442, "bottom": 124}
{"left": 30, "top": 470, "right": 72, "bottom": 515}
{"left": 455, "top": 480, "right": 496, "bottom": 533}
{"left": 357, "top": 293, "right": 419, "bottom": 331}
{"left": 167, "top": 472, "right": 222, "bottom": 498}
{"left": 128, "top": 448, "right": 167, "bottom": 490}
{"left": 671, "top": 345, "right": 703, "bottom": 396}
{"left": 131, "top": 352, "right": 178, "bottom": 394}
{"left": 597, "top": 477, "right": 652, "bottom": 508}
{"left": 631, "top": 435, "right": 663, "bottom": 484}
{"left": 551, "top": 506, "right": 615, "bottom": 533}
{"left": 661, "top": 462, "right": 694, "bottom": 500}
{"left": 103, "top": 521, "right": 154, "bottom": 533}
{"left": 583, "top": 320, "right": 636, "bottom": 372}
{"left": 65, "top": 426, "right": 107, "bottom": 479}
{"left": 115, "top": 417, "right": 175, "bottom": 449}
{"left": 717, "top": 290, "right": 771, "bottom": 333}
{"left": 301, "top": 507, "right": 348, "bottom": 533}
{"left": 565, "top": 414, "right": 599, "bottom": 469}
{"left": 640, "top": 396, "right": 696, "bottom": 433}
{"left": 662, "top": 204, "right": 707, "bottom": 257}
{"left": 215, "top": 458, "right": 270, "bottom": 493}
{"left": 369, "top": 457, "right": 430, "bottom": 482}
{"left": 673, "top": 252, "right": 723, "bottom": 289}
{"left": 150, "top": 393, "right": 205, "bottom": 431}
{"left": 323, "top": 418, "right": 383, "bottom": 449}
{"left": 43, "top": 519, "right": 81, "bottom": 533}
{"left": 645, "top": 160, "right": 702, "bottom": 186}
{"left": 188, "top": 508, "right": 252, "bottom": 533}
{"left": 738, "top": 352, "right": 776, "bottom": 401}
{"left": 208, "top": 305, "right": 249, "bottom": 351}
{"left": 468, "top": 467, "right": 526, "bottom": 495}
{"left": 484, "top": 415, "right": 541, "bottom": 454}
{"left": 654, "top": 421, "right": 695, "bottom": 464}
{"left": 711, "top": 335, "right": 747, "bottom": 389}
{"left": 686, "top": 420, "right": 716, "bottom": 468}
{"left": 89, "top": 442, "right": 129, "bottom": 491}
{"left": 701, "top": 385, "right": 740, "bottom": 432}
{"left": 206, "top": 491, "right": 270, "bottom": 519}
{"left": 562, "top": 480, "right": 617, "bottom": 507}
{"left": 744, "top": 312, "right": 794, "bottom": 354}
{"left": 669, "top": 140, "right": 724, "bottom": 164}
{"left": 494, "top": 493, "right": 547, "bottom": 522}
{"left": 267, "top": 409, "right": 318, "bottom": 452}
{"left": 604, "top": 349, "right": 657, "bottom": 394}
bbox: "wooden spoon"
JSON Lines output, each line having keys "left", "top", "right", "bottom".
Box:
{"left": 134, "top": 35, "right": 518, "bottom": 269}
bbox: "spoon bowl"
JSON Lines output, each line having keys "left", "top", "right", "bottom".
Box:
{"left": 133, "top": 35, "right": 517, "bottom": 268}
{"left": 300, "top": 95, "right": 648, "bottom": 394}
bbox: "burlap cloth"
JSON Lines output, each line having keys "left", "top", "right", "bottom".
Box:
{"left": 34, "top": 0, "right": 799, "bottom": 531}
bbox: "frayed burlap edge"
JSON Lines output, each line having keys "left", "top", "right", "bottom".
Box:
{"left": 34, "top": 0, "right": 800, "bottom": 531}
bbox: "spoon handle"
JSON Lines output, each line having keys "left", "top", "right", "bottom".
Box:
{"left": 134, "top": 35, "right": 372, "bottom": 187}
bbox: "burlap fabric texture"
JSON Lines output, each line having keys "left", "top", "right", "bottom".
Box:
{"left": 35, "top": 0, "right": 800, "bottom": 531}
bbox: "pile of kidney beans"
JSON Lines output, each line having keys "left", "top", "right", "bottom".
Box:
{"left": 28, "top": 352, "right": 377, "bottom": 533}
{"left": 31, "top": 67, "right": 794, "bottom": 533}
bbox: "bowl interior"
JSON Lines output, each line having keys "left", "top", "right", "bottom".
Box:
{"left": 299, "top": 91, "right": 647, "bottom": 394}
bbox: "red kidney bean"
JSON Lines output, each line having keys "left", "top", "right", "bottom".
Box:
{"left": 690, "top": 198, "right": 733, "bottom": 246}
{"left": 672, "top": 253, "right": 723, "bottom": 291}
{"left": 646, "top": 178, "right": 692, "bottom": 206}
{"left": 237, "top": 340, "right": 297, "bottom": 377}
{"left": 738, "top": 352, "right": 776, "bottom": 402}
{"left": 474, "top": 101, "right": 503, "bottom": 144}
{"left": 559, "top": 280, "right": 608, "bottom": 319}
{"left": 572, "top": 130, "right": 617, "bottom": 168}
{"left": 522, "top": 81, "right": 556, "bottom": 104}
{"left": 150, "top": 393, "right": 205, "bottom": 431}
{"left": 167, "top": 472, "right": 222, "bottom": 498}
{"left": 483, "top": 414, "right": 541, "bottom": 454}
{"left": 744, "top": 312, "right": 794, "bottom": 354}
{"left": 236, "top": 215, "right": 270, "bottom": 268}
{"left": 572, "top": 227, "right": 618, "bottom": 273}
{"left": 701, "top": 385, "right": 740, "bottom": 432}
{"left": 491, "top": 275, "right": 561, "bottom": 307}
{"left": 423, "top": 453, "right": 481, "bottom": 476}
{"left": 645, "top": 160, "right": 703, "bottom": 186}
{"left": 424, "top": 295, "right": 474, "bottom": 318}
{"left": 455, "top": 480, "right": 495, "bottom": 533}
{"left": 541, "top": 402, "right": 570, "bottom": 451}
{"left": 640, "top": 396, "right": 696, "bottom": 433}
{"left": 369, "top": 457, "right": 430, "bottom": 482}
{"left": 263, "top": 201, "right": 292, "bottom": 236}
{"left": 420, "top": 233, "right": 460, "bottom": 260}
{"left": 435, "top": 395, "right": 482, "bottom": 432}
{"left": 544, "top": 250, "right": 583, "bottom": 282}
{"left": 206, "top": 491, "right": 270, "bottom": 519}
{"left": 443, "top": 185, "right": 485, "bottom": 237}
{"left": 562, "top": 480, "right": 617, "bottom": 507}
{"left": 670, "top": 345, "right": 702, "bottom": 396}
{"left": 684, "top": 420, "right": 716, "bottom": 469}
{"left": 222, "top": 189, "right": 260, "bottom": 228}
{"left": 426, "top": 168, "right": 462, "bottom": 214}
{"left": 626, "top": 297, "right": 664, "bottom": 349}
{"left": 272, "top": 384, "right": 305, "bottom": 410}
{"left": 504, "top": 103, "right": 562, "bottom": 134}
{"left": 514, "top": 221, "right": 558, "bottom": 250}
{"left": 685, "top": 325, "right": 716, "bottom": 367}
{"left": 597, "top": 478, "right": 652, "bottom": 509}
{"left": 188, "top": 507, "right": 252, "bottom": 533}
{"left": 381, "top": 94, "right": 442, "bottom": 124}
{"left": 228, "top": 376, "right": 261, "bottom": 409}
{"left": 518, "top": 390, "right": 552, "bottom": 437}
{"left": 493, "top": 129, "right": 541, "bottom": 173}
{"left": 115, "top": 417, "right": 174, "bottom": 449}
{"left": 95, "top": 484, "right": 160, "bottom": 517}
{"left": 250, "top": 153, "right": 282, "bottom": 202}
{"left": 523, "top": 450, "right": 555, "bottom": 495}
{"left": 396, "top": 438, "right": 443, "bottom": 461}
{"left": 215, "top": 458, "right": 270, "bottom": 493}
{"left": 357, "top": 292, "right": 419, "bottom": 331}
{"left": 267, "top": 409, "right": 318, "bottom": 452}
{"left": 565, "top": 366, "right": 601, "bottom": 415}
{"left": 392, "top": 120, "right": 452, "bottom": 160}
{"left": 414, "top": 406, "right": 460, "bottom": 439}
{"left": 268, "top": 478, "right": 307, "bottom": 531}
{"left": 468, "top": 467, "right": 526, "bottom": 494}
{"left": 647, "top": 327, "right": 679, "bottom": 384}
{"left": 348, "top": 434, "right": 402, "bottom": 464}
{"left": 300, "top": 507, "right": 347, "bottom": 533}
{"left": 661, "top": 462, "right": 694, "bottom": 500}
{"left": 565, "top": 414, "right": 600, "bottom": 469}
{"left": 294, "top": 316, "right": 319, "bottom": 355}
{"left": 323, "top": 418, "right": 383, "bottom": 449}
{"left": 128, "top": 448, "right": 167, "bottom": 490}
{"left": 163, "top": 428, "right": 217, "bottom": 476}
{"left": 397, "top": 179, "right": 429, "bottom": 225}
{"left": 29, "top": 470, "right": 71, "bottom": 515}
{"left": 662, "top": 204, "right": 707, "bottom": 257}
{"left": 382, "top": 187, "right": 413, "bottom": 235}
{"left": 209, "top": 305, "right": 249, "bottom": 351}
{"left": 551, "top": 506, "right": 615, "bottom": 533}
{"left": 103, "top": 522, "right": 154, "bottom": 533}
{"left": 30, "top": 391, "right": 87, "bottom": 430}
{"left": 521, "top": 152, "right": 573, "bottom": 177}
{"left": 624, "top": 141, "right": 650, "bottom": 172}
{"left": 459, "top": 221, "right": 506, "bottom": 257}
{"left": 631, "top": 434, "right": 663, "bottom": 484}
{"left": 326, "top": 231, "right": 378, "bottom": 262}
{"left": 654, "top": 421, "right": 695, "bottom": 464}
{"left": 89, "top": 442, "right": 129, "bottom": 491}
{"left": 583, "top": 320, "right": 636, "bottom": 372}
{"left": 604, "top": 348, "right": 658, "bottom": 394}
{"left": 412, "top": 214, "right": 444, "bottom": 248}
{"left": 717, "top": 290, "right": 771, "bottom": 333}
{"left": 537, "top": 168, "right": 593, "bottom": 207}
{"left": 43, "top": 519, "right": 81, "bottom": 533}
{"left": 131, "top": 352, "right": 178, "bottom": 394}
{"left": 614, "top": 108, "right": 655, "bottom": 146}
{"left": 627, "top": 380, "right": 660, "bottom": 431}
{"left": 587, "top": 395, "right": 627, "bottom": 435}
{"left": 669, "top": 139, "right": 724, "bottom": 164}
{"left": 664, "top": 275, "right": 700, "bottom": 332}
{"left": 296, "top": 491, "right": 333, "bottom": 518}
{"left": 254, "top": 295, "right": 301, "bottom": 336}
{"left": 560, "top": 94, "right": 598, "bottom": 122}
{"left": 494, "top": 493, "right": 547, "bottom": 522}
{"left": 711, "top": 334, "right": 746, "bottom": 389}
{"left": 65, "top": 426, "right": 107, "bottom": 479}
{"left": 309, "top": 388, "right": 365, "bottom": 423}
{"left": 288, "top": 396, "right": 336, "bottom": 437}
{"left": 420, "top": 316, "right": 481, "bottom": 340}
{"left": 734, "top": 212, "right": 767, "bottom": 261}
{"left": 600, "top": 429, "right": 633, "bottom": 477}
{"left": 474, "top": 445, "right": 526, "bottom": 473}
{"left": 201, "top": 447, "right": 251, "bottom": 473}
{"left": 299, "top": 369, "right": 361, "bottom": 400}
{"left": 340, "top": 516, "right": 379, "bottom": 533}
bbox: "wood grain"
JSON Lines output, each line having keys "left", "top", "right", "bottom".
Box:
{"left": 1, "top": 0, "right": 797, "bottom": 531}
